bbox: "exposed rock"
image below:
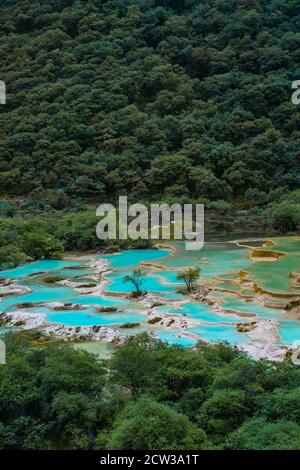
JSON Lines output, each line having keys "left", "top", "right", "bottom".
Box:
{"left": 0, "top": 284, "right": 31, "bottom": 298}
{"left": 97, "top": 306, "right": 119, "bottom": 313}
{"left": 155, "top": 243, "right": 177, "bottom": 253}
{"left": 191, "top": 291, "right": 219, "bottom": 306}
{"left": 147, "top": 309, "right": 190, "bottom": 329}
{"left": 289, "top": 271, "right": 300, "bottom": 281}
{"left": 75, "top": 282, "right": 97, "bottom": 288}
{"left": 92, "top": 325, "right": 101, "bottom": 333}
{"left": 236, "top": 321, "right": 257, "bottom": 333}
{"left": 53, "top": 303, "right": 86, "bottom": 311}
{"left": 264, "top": 239, "right": 276, "bottom": 247}
{"left": 119, "top": 322, "right": 140, "bottom": 329}
{"left": 15, "top": 302, "right": 44, "bottom": 309}
{"left": 138, "top": 293, "right": 185, "bottom": 308}
{"left": 264, "top": 300, "right": 288, "bottom": 309}
{"left": 250, "top": 249, "right": 286, "bottom": 261}
{"left": 285, "top": 299, "right": 300, "bottom": 311}
{"left": 87, "top": 258, "right": 110, "bottom": 275}
{"left": 0, "top": 311, "right": 47, "bottom": 329}
{"left": 244, "top": 319, "right": 279, "bottom": 343}
{"left": 241, "top": 343, "right": 288, "bottom": 362}
{"left": 150, "top": 301, "right": 165, "bottom": 308}
{"left": 284, "top": 299, "right": 300, "bottom": 320}
{"left": 28, "top": 271, "right": 46, "bottom": 278}
{"left": 147, "top": 317, "right": 162, "bottom": 325}
{"left": 0, "top": 311, "right": 127, "bottom": 344}
{"left": 62, "top": 265, "right": 83, "bottom": 270}
{"left": 58, "top": 277, "right": 103, "bottom": 294}
{"left": 43, "top": 276, "right": 65, "bottom": 284}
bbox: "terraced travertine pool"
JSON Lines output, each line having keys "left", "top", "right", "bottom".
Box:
{"left": 0, "top": 237, "right": 300, "bottom": 348}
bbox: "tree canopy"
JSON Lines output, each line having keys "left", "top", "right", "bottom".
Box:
{"left": 0, "top": 0, "right": 299, "bottom": 207}
{"left": 1, "top": 333, "right": 300, "bottom": 450}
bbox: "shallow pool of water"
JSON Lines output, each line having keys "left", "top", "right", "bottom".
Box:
{"left": 0, "top": 260, "right": 82, "bottom": 278}
{"left": 44, "top": 308, "right": 145, "bottom": 327}
{"left": 248, "top": 237, "right": 300, "bottom": 294}
{"left": 213, "top": 292, "right": 283, "bottom": 319}
{"left": 157, "top": 331, "right": 198, "bottom": 347}
{"left": 278, "top": 320, "right": 300, "bottom": 345}
{"left": 188, "top": 323, "right": 249, "bottom": 346}
{"left": 1, "top": 238, "right": 300, "bottom": 349}
{"left": 102, "top": 249, "right": 169, "bottom": 269}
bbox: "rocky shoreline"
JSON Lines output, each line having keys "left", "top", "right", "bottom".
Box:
{"left": 0, "top": 311, "right": 127, "bottom": 343}
{"left": 0, "top": 283, "right": 31, "bottom": 298}
{"left": 0, "top": 292, "right": 294, "bottom": 362}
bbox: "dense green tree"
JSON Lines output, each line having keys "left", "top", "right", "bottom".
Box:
{"left": 106, "top": 396, "right": 209, "bottom": 450}
{"left": 0, "top": 244, "right": 27, "bottom": 268}
{"left": 21, "top": 230, "right": 64, "bottom": 260}
{"left": 0, "top": 0, "right": 298, "bottom": 206}
{"left": 225, "top": 418, "right": 300, "bottom": 450}
{"left": 197, "top": 389, "right": 248, "bottom": 441}
{"left": 258, "top": 388, "right": 300, "bottom": 424}
{"left": 268, "top": 202, "right": 300, "bottom": 233}
{"left": 1, "top": 332, "right": 300, "bottom": 450}
{"left": 110, "top": 341, "right": 163, "bottom": 397}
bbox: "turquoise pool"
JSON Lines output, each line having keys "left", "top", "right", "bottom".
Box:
{"left": 1, "top": 239, "right": 300, "bottom": 348}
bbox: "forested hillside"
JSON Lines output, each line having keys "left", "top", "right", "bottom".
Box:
{"left": 0, "top": 0, "right": 299, "bottom": 207}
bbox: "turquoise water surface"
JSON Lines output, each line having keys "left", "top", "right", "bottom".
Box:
{"left": 188, "top": 324, "right": 249, "bottom": 346}
{"left": 278, "top": 320, "right": 300, "bottom": 345}
{"left": 105, "top": 270, "right": 178, "bottom": 295}
{"left": 43, "top": 309, "right": 144, "bottom": 327}
{"left": 213, "top": 292, "right": 283, "bottom": 319}
{"left": 154, "top": 302, "right": 240, "bottom": 324}
{"left": 157, "top": 331, "right": 198, "bottom": 347}
{"left": 102, "top": 249, "right": 169, "bottom": 268}
{"left": 0, "top": 260, "right": 82, "bottom": 278}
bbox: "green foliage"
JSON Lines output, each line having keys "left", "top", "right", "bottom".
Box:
{"left": 225, "top": 418, "right": 300, "bottom": 450}
{"left": 1, "top": 333, "right": 300, "bottom": 450}
{"left": 106, "top": 396, "right": 209, "bottom": 450}
{"left": 0, "top": 202, "right": 16, "bottom": 218}
{"left": 110, "top": 337, "right": 163, "bottom": 396}
{"left": 206, "top": 200, "right": 233, "bottom": 215}
{"left": 197, "top": 389, "right": 248, "bottom": 442}
{"left": 0, "top": 244, "right": 27, "bottom": 268}
{"left": 0, "top": 0, "right": 299, "bottom": 205}
{"left": 176, "top": 266, "right": 201, "bottom": 291}
{"left": 268, "top": 202, "right": 300, "bottom": 233}
{"left": 0, "top": 210, "right": 155, "bottom": 269}
{"left": 0, "top": 339, "right": 107, "bottom": 449}
{"left": 21, "top": 230, "right": 64, "bottom": 260}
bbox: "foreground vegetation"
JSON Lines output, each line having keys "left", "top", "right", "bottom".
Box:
{"left": 0, "top": 0, "right": 299, "bottom": 209}
{"left": 0, "top": 332, "right": 300, "bottom": 450}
